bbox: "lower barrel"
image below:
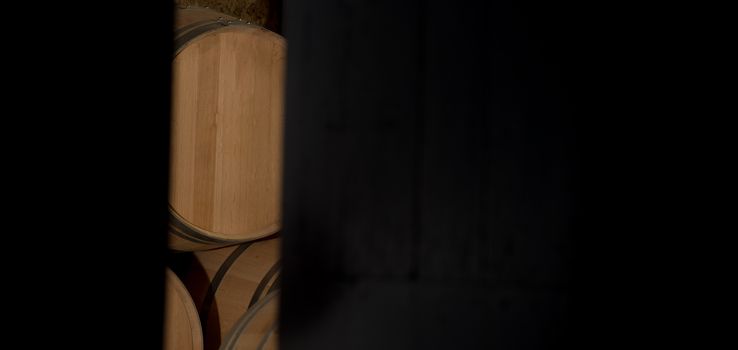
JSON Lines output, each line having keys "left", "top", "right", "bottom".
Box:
{"left": 164, "top": 268, "right": 203, "bottom": 350}
{"left": 219, "top": 291, "right": 279, "bottom": 350}
{"left": 178, "top": 236, "right": 281, "bottom": 349}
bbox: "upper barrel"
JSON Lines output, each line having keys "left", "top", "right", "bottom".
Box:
{"left": 169, "top": 6, "right": 286, "bottom": 251}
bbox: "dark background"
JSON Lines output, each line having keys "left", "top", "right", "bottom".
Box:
{"left": 5, "top": 0, "right": 707, "bottom": 348}
{"left": 278, "top": 1, "right": 658, "bottom": 349}
{"left": 279, "top": 1, "right": 584, "bottom": 349}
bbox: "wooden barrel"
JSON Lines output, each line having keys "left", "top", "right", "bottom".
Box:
{"left": 164, "top": 268, "right": 204, "bottom": 350}
{"left": 169, "top": 6, "right": 287, "bottom": 251}
{"left": 219, "top": 291, "right": 279, "bottom": 350}
{"left": 179, "top": 236, "right": 281, "bottom": 350}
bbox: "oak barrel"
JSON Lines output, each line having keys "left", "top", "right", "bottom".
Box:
{"left": 164, "top": 268, "right": 204, "bottom": 350}
{"left": 169, "top": 6, "right": 286, "bottom": 251}
{"left": 219, "top": 291, "right": 280, "bottom": 350}
{"left": 179, "top": 237, "right": 281, "bottom": 349}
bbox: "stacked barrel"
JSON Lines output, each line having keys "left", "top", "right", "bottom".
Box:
{"left": 163, "top": 5, "right": 285, "bottom": 350}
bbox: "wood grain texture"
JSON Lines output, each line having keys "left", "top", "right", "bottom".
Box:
{"left": 165, "top": 268, "right": 204, "bottom": 350}
{"left": 259, "top": 328, "right": 279, "bottom": 350}
{"left": 179, "top": 237, "right": 281, "bottom": 350}
{"left": 169, "top": 7, "right": 286, "bottom": 251}
{"left": 220, "top": 291, "right": 279, "bottom": 350}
